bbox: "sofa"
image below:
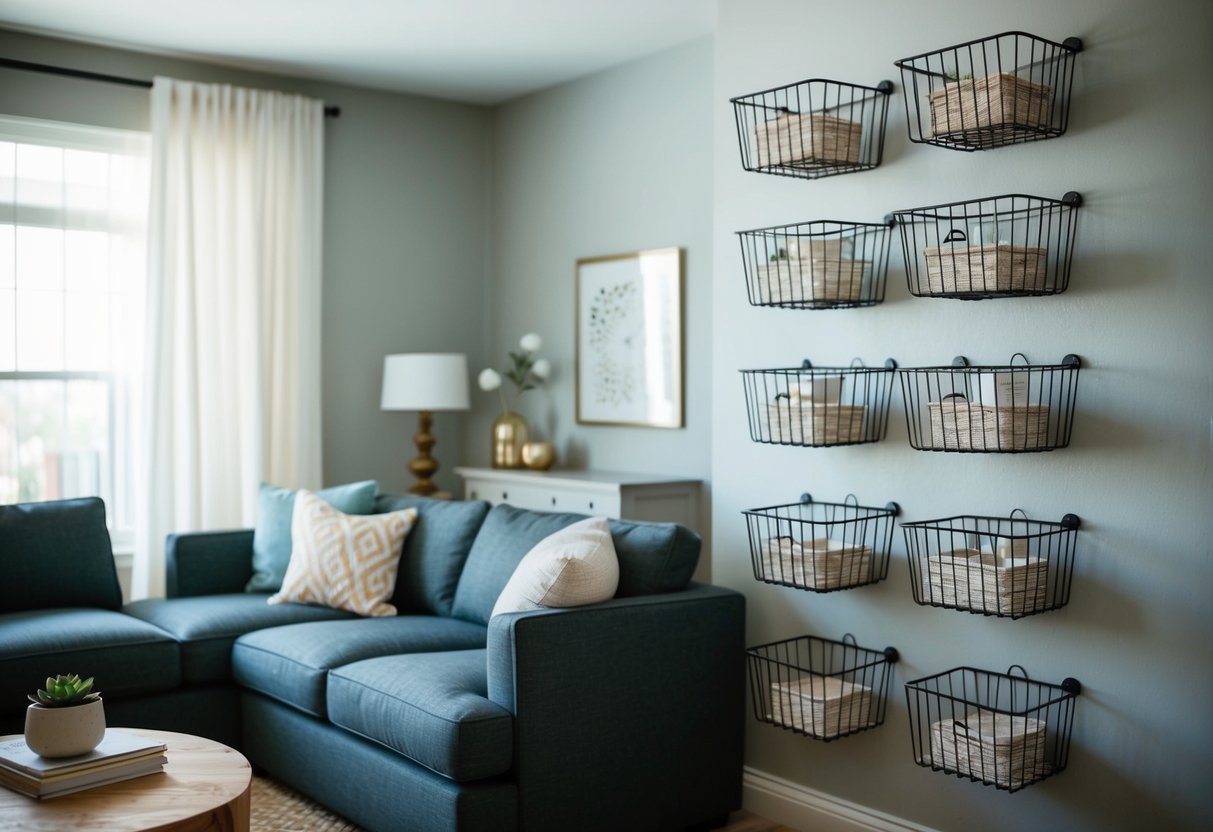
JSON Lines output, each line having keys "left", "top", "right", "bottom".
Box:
{"left": 0, "top": 494, "right": 745, "bottom": 832}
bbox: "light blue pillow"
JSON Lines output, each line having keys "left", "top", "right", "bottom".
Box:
{"left": 245, "top": 480, "right": 379, "bottom": 592}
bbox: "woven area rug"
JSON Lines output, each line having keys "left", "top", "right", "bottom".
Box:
{"left": 251, "top": 775, "right": 362, "bottom": 831}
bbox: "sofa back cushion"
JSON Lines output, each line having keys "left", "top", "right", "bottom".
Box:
{"left": 0, "top": 497, "right": 122, "bottom": 612}
{"left": 373, "top": 495, "right": 491, "bottom": 616}
{"left": 450, "top": 504, "right": 701, "bottom": 626}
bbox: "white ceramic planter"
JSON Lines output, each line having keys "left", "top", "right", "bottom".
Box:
{"left": 24, "top": 698, "right": 106, "bottom": 757}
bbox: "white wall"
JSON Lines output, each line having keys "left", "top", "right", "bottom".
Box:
{"left": 711, "top": 1, "right": 1212, "bottom": 830}
{"left": 0, "top": 28, "right": 492, "bottom": 497}
{"left": 479, "top": 38, "right": 714, "bottom": 487}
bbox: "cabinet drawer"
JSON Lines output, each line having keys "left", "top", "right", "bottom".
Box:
{"left": 464, "top": 480, "right": 621, "bottom": 517}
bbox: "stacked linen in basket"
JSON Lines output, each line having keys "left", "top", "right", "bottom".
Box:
{"left": 762, "top": 537, "right": 873, "bottom": 590}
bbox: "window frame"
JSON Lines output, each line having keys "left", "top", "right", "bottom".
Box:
{"left": 0, "top": 114, "right": 148, "bottom": 549}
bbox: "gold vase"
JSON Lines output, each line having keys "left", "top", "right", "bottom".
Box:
{"left": 521, "top": 441, "right": 556, "bottom": 471}
{"left": 492, "top": 411, "right": 529, "bottom": 469}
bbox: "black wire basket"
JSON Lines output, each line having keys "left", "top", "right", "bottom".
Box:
{"left": 741, "top": 359, "right": 898, "bottom": 447}
{"left": 748, "top": 634, "right": 899, "bottom": 742}
{"left": 743, "top": 494, "right": 899, "bottom": 592}
{"left": 894, "top": 31, "right": 1083, "bottom": 151}
{"left": 731, "top": 78, "right": 894, "bottom": 179}
{"left": 899, "top": 354, "right": 1081, "bottom": 452}
{"left": 893, "top": 193, "right": 1082, "bottom": 299}
{"left": 736, "top": 217, "right": 896, "bottom": 309}
{"left": 902, "top": 509, "right": 1080, "bottom": 618}
{"left": 905, "top": 665, "right": 1081, "bottom": 791}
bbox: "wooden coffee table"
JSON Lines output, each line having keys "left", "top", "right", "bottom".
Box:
{"left": 0, "top": 728, "right": 251, "bottom": 831}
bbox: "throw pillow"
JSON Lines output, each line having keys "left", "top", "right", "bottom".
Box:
{"left": 491, "top": 516, "right": 620, "bottom": 617}
{"left": 246, "top": 479, "right": 379, "bottom": 592}
{"left": 268, "top": 490, "right": 417, "bottom": 616}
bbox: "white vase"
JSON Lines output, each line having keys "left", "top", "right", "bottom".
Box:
{"left": 24, "top": 698, "right": 106, "bottom": 757}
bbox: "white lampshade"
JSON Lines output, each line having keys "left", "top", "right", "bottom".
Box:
{"left": 381, "top": 353, "right": 470, "bottom": 412}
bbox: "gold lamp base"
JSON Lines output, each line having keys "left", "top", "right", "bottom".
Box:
{"left": 408, "top": 410, "right": 440, "bottom": 496}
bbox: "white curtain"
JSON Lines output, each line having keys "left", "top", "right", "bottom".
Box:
{"left": 132, "top": 78, "right": 325, "bottom": 599}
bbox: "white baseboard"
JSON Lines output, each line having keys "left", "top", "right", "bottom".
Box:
{"left": 743, "top": 767, "right": 940, "bottom": 832}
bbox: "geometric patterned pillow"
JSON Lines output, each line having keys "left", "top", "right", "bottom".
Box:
{"left": 268, "top": 490, "right": 417, "bottom": 617}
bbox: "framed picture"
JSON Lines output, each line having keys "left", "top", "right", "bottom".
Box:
{"left": 576, "top": 247, "right": 684, "bottom": 428}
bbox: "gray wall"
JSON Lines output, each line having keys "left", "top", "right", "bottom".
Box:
{"left": 0, "top": 28, "right": 492, "bottom": 496}
{"left": 711, "top": 0, "right": 1212, "bottom": 830}
{"left": 479, "top": 38, "right": 714, "bottom": 486}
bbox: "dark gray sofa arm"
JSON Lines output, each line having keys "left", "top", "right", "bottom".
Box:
{"left": 166, "top": 529, "right": 255, "bottom": 598}
{"left": 486, "top": 583, "right": 745, "bottom": 832}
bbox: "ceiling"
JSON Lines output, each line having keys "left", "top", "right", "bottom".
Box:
{"left": 0, "top": 0, "right": 717, "bottom": 105}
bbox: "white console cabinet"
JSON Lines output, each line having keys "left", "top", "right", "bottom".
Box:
{"left": 454, "top": 467, "right": 700, "bottom": 529}
{"left": 454, "top": 468, "right": 707, "bottom": 580}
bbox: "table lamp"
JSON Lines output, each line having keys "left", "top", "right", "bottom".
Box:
{"left": 381, "top": 353, "right": 470, "bottom": 496}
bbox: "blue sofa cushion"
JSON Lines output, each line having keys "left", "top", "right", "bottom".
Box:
{"left": 373, "top": 495, "right": 490, "bottom": 617}
{"left": 123, "top": 594, "right": 357, "bottom": 684}
{"left": 247, "top": 480, "right": 379, "bottom": 593}
{"left": 328, "top": 650, "right": 512, "bottom": 782}
{"left": 231, "top": 616, "right": 488, "bottom": 718}
{"left": 450, "top": 504, "right": 701, "bottom": 626}
{"left": 0, "top": 608, "right": 180, "bottom": 717}
{"left": 0, "top": 498, "right": 122, "bottom": 613}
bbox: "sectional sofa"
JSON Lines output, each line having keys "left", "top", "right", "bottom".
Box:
{"left": 0, "top": 494, "right": 744, "bottom": 832}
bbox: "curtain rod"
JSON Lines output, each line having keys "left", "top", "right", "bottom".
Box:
{"left": 0, "top": 56, "right": 341, "bottom": 117}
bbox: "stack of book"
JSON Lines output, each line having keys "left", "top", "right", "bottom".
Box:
{"left": 0, "top": 730, "right": 167, "bottom": 799}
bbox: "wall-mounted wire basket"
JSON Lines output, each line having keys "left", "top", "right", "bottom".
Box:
{"left": 743, "top": 494, "right": 899, "bottom": 592}
{"left": 748, "top": 633, "right": 899, "bottom": 742}
{"left": 905, "top": 665, "right": 1081, "bottom": 791}
{"left": 893, "top": 193, "right": 1081, "bottom": 299}
{"left": 899, "top": 354, "right": 1081, "bottom": 452}
{"left": 901, "top": 509, "right": 1080, "bottom": 618}
{"left": 731, "top": 78, "right": 894, "bottom": 179}
{"left": 736, "top": 218, "right": 896, "bottom": 309}
{"left": 894, "top": 31, "right": 1083, "bottom": 151}
{"left": 741, "top": 359, "right": 898, "bottom": 447}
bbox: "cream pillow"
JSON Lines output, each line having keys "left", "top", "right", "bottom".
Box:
{"left": 268, "top": 490, "right": 417, "bottom": 616}
{"left": 491, "top": 516, "right": 620, "bottom": 617}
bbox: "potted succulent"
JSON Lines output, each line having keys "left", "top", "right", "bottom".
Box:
{"left": 25, "top": 674, "right": 106, "bottom": 757}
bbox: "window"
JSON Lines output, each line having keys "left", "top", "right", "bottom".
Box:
{"left": 0, "top": 116, "right": 149, "bottom": 543}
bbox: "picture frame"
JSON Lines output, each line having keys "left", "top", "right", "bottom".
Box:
{"left": 576, "top": 247, "right": 684, "bottom": 428}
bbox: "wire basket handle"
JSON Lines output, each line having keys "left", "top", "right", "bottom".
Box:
{"left": 801, "top": 359, "right": 813, "bottom": 370}
{"left": 850, "top": 357, "right": 866, "bottom": 368}
{"left": 1009, "top": 352, "right": 1031, "bottom": 367}
{"left": 951, "top": 356, "right": 971, "bottom": 368}
{"left": 1009, "top": 508, "right": 1029, "bottom": 521}
{"left": 943, "top": 228, "right": 967, "bottom": 244}
{"left": 799, "top": 492, "right": 813, "bottom": 505}
{"left": 841, "top": 632, "right": 858, "bottom": 647}
{"left": 843, "top": 493, "right": 860, "bottom": 507}
{"left": 1007, "top": 664, "right": 1030, "bottom": 681}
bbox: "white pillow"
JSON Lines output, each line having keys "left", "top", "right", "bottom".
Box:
{"left": 491, "top": 517, "right": 620, "bottom": 617}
